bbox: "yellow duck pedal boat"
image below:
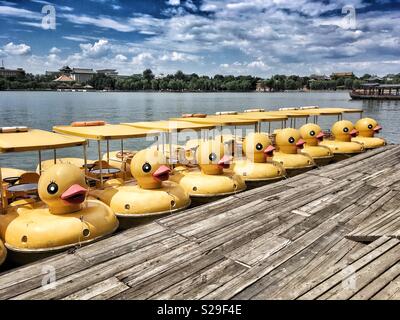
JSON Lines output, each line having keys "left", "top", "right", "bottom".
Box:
{"left": 170, "top": 140, "right": 246, "bottom": 205}
{"left": 352, "top": 117, "right": 386, "bottom": 149}
{"left": 90, "top": 148, "right": 191, "bottom": 229}
{"left": 272, "top": 128, "right": 316, "bottom": 177}
{"left": 319, "top": 120, "right": 365, "bottom": 162}
{"left": 299, "top": 124, "right": 334, "bottom": 166}
{"left": 0, "top": 164, "right": 118, "bottom": 264}
{"left": 231, "top": 132, "right": 286, "bottom": 187}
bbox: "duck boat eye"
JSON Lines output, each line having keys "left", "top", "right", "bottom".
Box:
{"left": 310, "top": 131, "right": 315, "bottom": 136}
{"left": 288, "top": 137, "right": 295, "bottom": 143}
{"left": 209, "top": 153, "right": 217, "bottom": 161}
{"left": 343, "top": 127, "right": 349, "bottom": 133}
{"left": 142, "top": 162, "right": 152, "bottom": 173}
{"left": 368, "top": 124, "right": 373, "bottom": 129}
{"left": 47, "top": 182, "right": 58, "bottom": 194}
{"left": 256, "top": 143, "right": 263, "bottom": 150}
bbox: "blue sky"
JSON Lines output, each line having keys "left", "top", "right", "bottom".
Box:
{"left": 0, "top": 0, "right": 399, "bottom": 76}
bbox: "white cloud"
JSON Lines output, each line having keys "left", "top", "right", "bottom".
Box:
{"left": 50, "top": 47, "right": 61, "bottom": 54}
{"left": 167, "top": 0, "right": 180, "bottom": 5}
{"left": 0, "top": 5, "right": 41, "bottom": 19}
{"left": 160, "top": 51, "right": 199, "bottom": 62}
{"left": 79, "top": 39, "right": 110, "bottom": 58}
{"left": 3, "top": 42, "right": 31, "bottom": 55}
{"left": 115, "top": 54, "right": 127, "bottom": 62}
{"left": 61, "top": 13, "right": 135, "bottom": 32}
{"left": 131, "top": 52, "right": 154, "bottom": 65}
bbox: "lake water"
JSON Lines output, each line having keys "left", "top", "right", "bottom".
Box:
{"left": 0, "top": 91, "right": 399, "bottom": 170}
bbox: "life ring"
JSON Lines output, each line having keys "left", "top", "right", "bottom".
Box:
{"left": 243, "top": 108, "right": 264, "bottom": 113}
{"left": 71, "top": 121, "right": 106, "bottom": 127}
{"left": 0, "top": 126, "right": 28, "bottom": 133}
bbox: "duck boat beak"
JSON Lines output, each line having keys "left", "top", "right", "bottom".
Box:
{"left": 264, "top": 145, "right": 275, "bottom": 157}
{"left": 296, "top": 139, "right": 306, "bottom": 149}
{"left": 316, "top": 131, "right": 325, "bottom": 141}
{"left": 218, "top": 155, "right": 232, "bottom": 169}
{"left": 373, "top": 125, "right": 382, "bottom": 133}
{"left": 61, "top": 184, "right": 87, "bottom": 205}
{"left": 152, "top": 165, "right": 171, "bottom": 182}
{"left": 350, "top": 129, "right": 359, "bottom": 137}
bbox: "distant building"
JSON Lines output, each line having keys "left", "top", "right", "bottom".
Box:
{"left": 256, "top": 80, "right": 270, "bottom": 92}
{"left": 330, "top": 72, "right": 355, "bottom": 79}
{"left": 96, "top": 69, "right": 118, "bottom": 77}
{"left": 53, "top": 75, "right": 74, "bottom": 82}
{"left": 59, "top": 65, "right": 72, "bottom": 75}
{"left": 0, "top": 67, "right": 26, "bottom": 78}
{"left": 70, "top": 68, "right": 95, "bottom": 83}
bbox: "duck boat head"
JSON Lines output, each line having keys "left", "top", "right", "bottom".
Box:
{"left": 196, "top": 141, "right": 232, "bottom": 175}
{"left": 331, "top": 120, "right": 359, "bottom": 142}
{"left": 131, "top": 149, "right": 171, "bottom": 190}
{"left": 275, "top": 128, "right": 306, "bottom": 154}
{"left": 39, "top": 164, "right": 88, "bottom": 215}
{"left": 242, "top": 132, "right": 275, "bottom": 163}
{"left": 299, "top": 123, "right": 326, "bottom": 146}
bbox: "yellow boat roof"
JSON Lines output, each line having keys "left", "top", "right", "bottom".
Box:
{"left": 53, "top": 124, "right": 160, "bottom": 140}
{"left": 283, "top": 108, "right": 363, "bottom": 116}
{"left": 170, "top": 115, "right": 259, "bottom": 126}
{"left": 123, "top": 120, "right": 216, "bottom": 132}
{"left": 234, "top": 113, "right": 288, "bottom": 121}
{"left": 0, "top": 129, "right": 86, "bottom": 153}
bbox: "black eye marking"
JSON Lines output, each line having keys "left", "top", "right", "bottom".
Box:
{"left": 343, "top": 127, "right": 349, "bottom": 133}
{"left": 142, "top": 162, "right": 152, "bottom": 173}
{"left": 256, "top": 143, "right": 263, "bottom": 150}
{"left": 209, "top": 152, "right": 217, "bottom": 161}
{"left": 368, "top": 124, "right": 373, "bottom": 129}
{"left": 288, "top": 137, "right": 295, "bottom": 144}
{"left": 310, "top": 130, "right": 315, "bottom": 136}
{"left": 47, "top": 182, "right": 58, "bottom": 195}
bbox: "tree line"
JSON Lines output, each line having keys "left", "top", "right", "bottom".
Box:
{"left": 1, "top": 69, "right": 400, "bottom": 91}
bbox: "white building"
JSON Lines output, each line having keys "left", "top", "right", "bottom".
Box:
{"left": 71, "top": 68, "right": 96, "bottom": 83}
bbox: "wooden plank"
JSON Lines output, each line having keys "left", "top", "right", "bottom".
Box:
{"left": 226, "top": 234, "right": 292, "bottom": 266}
{"left": 346, "top": 208, "right": 400, "bottom": 242}
{"left": 63, "top": 277, "right": 129, "bottom": 300}
{"left": 298, "top": 237, "right": 400, "bottom": 300}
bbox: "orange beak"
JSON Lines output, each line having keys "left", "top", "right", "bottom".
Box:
{"left": 264, "top": 145, "right": 275, "bottom": 157}
{"left": 350, "top": 129, "right": 358, "bottom": 137}
{"left": 61, "top": 184, "right": 87, "bottom": 205}
{"left": 373, "top": 125, "right": 382, "bottom": 133}
{"left": 296, "top": 139, "right": 305, "bottom": 149}
{"left": 218, "top": 155, "right": 232, "bottom": 169}
{"left": 152, "top": 165, "right": 171, "bottom": 182}
{"left": 316, "top": 131, "right": 325, "bottom": 141}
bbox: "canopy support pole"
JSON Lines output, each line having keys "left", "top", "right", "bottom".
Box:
{"left": 0, "top": 167, "right": 5, "bottom": 214}
{"left": 38, "top": 150, "right": 42, "bottom": 174}
{"left": 106, "top": 140, "right": 110, "bottom": 164}
{"left": 83, "top": 143, "right": 88, "bottom": 178}
{"left": 98, "top": 140, "right": 103, "bottom": 188}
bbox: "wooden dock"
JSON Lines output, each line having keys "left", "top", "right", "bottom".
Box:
{"left": 1, "top": 144, "right": 400, "bottom": 300}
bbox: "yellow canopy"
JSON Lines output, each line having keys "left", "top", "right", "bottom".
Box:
{"left": 122, "top": 120, "right": 216, "bottom": 132}
{"left": 53, "top": 124, "right": 161, "bottom": 140}
{"left": 280, "top": 107, "right": 363, "bottom": 116}
{"left": 170, "top": 115, "right": 259, "bottom": 126}
{"left": 234, "top": 113, "right": 288, "bottom": 122}
{"left": 0, "top": 129, "right": 86, "bottom": 153}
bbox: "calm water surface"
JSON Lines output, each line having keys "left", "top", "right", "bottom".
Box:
{"left": 0, "top": 91, "right": 399, "bottom": 170}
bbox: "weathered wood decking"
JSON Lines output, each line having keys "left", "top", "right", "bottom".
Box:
{"left": 1, "top": 144, "right": 400, "bottom": 300}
